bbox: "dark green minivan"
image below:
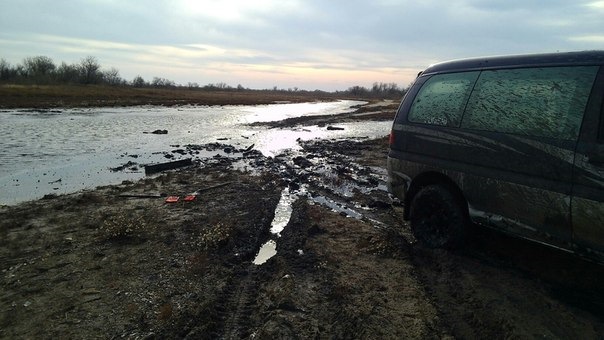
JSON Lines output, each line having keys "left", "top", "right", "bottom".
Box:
{"left": 387, "top": 51, "right": 604, "bottom": 261}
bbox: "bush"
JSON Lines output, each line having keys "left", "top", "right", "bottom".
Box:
{"left": 100, "top": 209, "right": 148, "bottom": 240}
{"left": 196, "top": 222, "right": 233, "bottom": 250}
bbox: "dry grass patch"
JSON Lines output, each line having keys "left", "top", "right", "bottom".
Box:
{"left": 0, "top": 84, "right": 343, "bottom": 108}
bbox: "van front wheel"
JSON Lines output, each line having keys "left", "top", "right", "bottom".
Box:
{"left": 409, "top": 185, "right": 467, "bottom": 249}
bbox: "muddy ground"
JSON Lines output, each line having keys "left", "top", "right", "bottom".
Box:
{"left": 2, "top": 102, "right": 604, "bottom": 339}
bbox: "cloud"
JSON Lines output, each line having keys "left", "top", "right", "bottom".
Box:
{"left": 569, "top": 35, "right": 604, "bottom": 43}
{"left": 0, "top": 0, "right": 603, "bottom": 90}
{"left": 585, "top": 1, "right": 604, "bottom": 9}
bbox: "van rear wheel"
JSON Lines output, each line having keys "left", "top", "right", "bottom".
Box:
{"left": 409, "top": 185, "right": 467, "bottom": 249}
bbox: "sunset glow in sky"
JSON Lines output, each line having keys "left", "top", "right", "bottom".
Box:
{"left": 1, "top": 0, "right": 603, "bottom": 90}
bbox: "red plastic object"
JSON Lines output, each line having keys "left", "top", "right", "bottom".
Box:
{"left": 165, "top": 196, "right": 180, "bottom": 203}
{"left": 184, "top": 195, "right": 197, "bottom": 202}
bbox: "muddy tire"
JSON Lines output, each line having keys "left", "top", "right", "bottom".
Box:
{"left": 409, "top": 185, "right": 467, "bottom": 249}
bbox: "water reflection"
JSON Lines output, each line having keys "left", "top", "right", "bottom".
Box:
{"left": 242, "top": 101, "right": 360, "bottom": 123}
{"left": 0, "top": 100, "right": 390, "bottom": 204}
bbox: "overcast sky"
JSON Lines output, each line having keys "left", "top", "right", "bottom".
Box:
{"left": 1, "top": 0, "right": 603, "bottom": 90}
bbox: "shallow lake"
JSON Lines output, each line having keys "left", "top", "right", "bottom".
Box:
{"left": 0, "top": 100, "right": 391, "bottom": 205}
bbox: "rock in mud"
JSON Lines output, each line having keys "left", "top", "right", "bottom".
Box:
{"left": 368, "top": 199, "right": 392, "bottom": 210}
{"left": 110, "top": 161, "right": 138, "bottom": 172}
{"left": 292, "top": 156, "right": 313, "bottom": 168}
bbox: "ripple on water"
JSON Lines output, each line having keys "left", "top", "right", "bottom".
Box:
{"left": 0, "top": 101, "right": 389, "bottom": 204}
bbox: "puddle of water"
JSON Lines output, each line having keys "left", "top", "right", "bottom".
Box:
{"left": 253, "top": 188, "right": 296, "bottom": 265}
{"left": 252, "top": 240, "right": 277, "bottom": 265}
{"left": 270, "top": 187, "right": 295, "bottom": 235}
{"left": 252, "top": 184, "right": 373, "bottom": 266}
{"left": 308, "top": 194, "right": 364, "bottom": 219}
{"left": 251, "top": 146, "right": 391, "bottom": 265}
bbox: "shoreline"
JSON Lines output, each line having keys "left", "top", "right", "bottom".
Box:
{"left": 0, "top": 100, "right": 395, "bottom": 206}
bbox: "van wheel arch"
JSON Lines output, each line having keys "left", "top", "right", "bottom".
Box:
{"left": 404, "top": 172, "right": 469, "bottom": 222}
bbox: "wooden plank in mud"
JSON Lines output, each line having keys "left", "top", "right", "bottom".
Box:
{"left": 144, "top": 158, "right": 193, "bottom": 175}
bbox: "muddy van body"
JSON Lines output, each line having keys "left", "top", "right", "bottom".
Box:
{"left": 387, "top": 51, "right": 604, "bottom": 261}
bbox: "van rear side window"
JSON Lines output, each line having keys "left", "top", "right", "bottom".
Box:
{"left": 461, "top": 66, "right": 598, "bottom": 140}
{"left": 408, "top": 72, "right": 479, "bottom": 127}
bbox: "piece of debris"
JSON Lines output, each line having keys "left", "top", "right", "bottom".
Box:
{"left": 145, "top": 158, "right": 193, "bottom": 175}
{"left": 110, "top": 161, "right": 138, "bottom": 172}
{"left": 196, "top": 182, "right": 233, "bottom": 193}
{"left": 293, "top": 156, "right": 313, "bottom": 168}
{"left": 369, "top": 199, "right": 392, "bottom": 210}
{"left": 326, "top": 126, "right": 345, "bottom": 131}
{"left": 165, "top": 196, "right": 180, "bottom": 203}
{"left": 118, "top": 193, "right": 163, "bottom": 198}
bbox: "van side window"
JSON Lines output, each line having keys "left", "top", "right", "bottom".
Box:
{"left": 408, "top": 72, "right": 479, "bottom": 127}
{"left": 461, "top": 66, "right": 598, "bottom": 140}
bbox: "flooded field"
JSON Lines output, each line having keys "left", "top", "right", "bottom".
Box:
{"left": 0, "top": 100, "right": 390, "bottom": 204}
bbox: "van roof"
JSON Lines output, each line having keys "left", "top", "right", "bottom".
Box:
{"left": 422, "top": 50, "right": 604, "bottom": 75}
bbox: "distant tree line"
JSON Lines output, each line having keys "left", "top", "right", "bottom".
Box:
{"left": 0, "top": 55, "right": 406, "bottom": 98}
{"left": 343, "top": 82, "right": 407, "bottom": 98}
{"left": 0, "top": 56, "right": 125, "bottom": 86}
{"left": 0, "top": 55, "right": 181, "bottom": 88}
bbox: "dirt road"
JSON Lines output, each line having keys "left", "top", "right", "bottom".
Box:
{"left": 2, "top": 105, "right": 604, "bottom": 338}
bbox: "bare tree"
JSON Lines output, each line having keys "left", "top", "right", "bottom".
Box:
{"left": 0, "top": 58, "right": 13, "bottom": 81}
{"left": 347, "top": 85, "right": 369, "bottom": 96}
{"left": 132, "top": 75, "right": 146, "bottom": 87}
{"left": 151, "top": 77, "right": 175, "bottom": 87}
{"left": 22, "top": 56, "right": 56, "bottom": 82}
{"left": 56, "top": 62, "right": 80, "bottom": 83}
{"left": 103, "top": 67, "right": 122, "bottom": 85}
{"left": 79, "top": 56, "right": 101, "bottom": 84}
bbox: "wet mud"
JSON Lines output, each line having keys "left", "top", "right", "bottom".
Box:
{"left": 2, "top": 111, "right": 604, "bottom": 338}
